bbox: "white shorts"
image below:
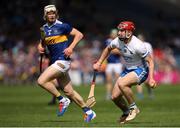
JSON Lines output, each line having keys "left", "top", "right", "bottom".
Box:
{"left": 105, "top": 63, "right": 123, "bottom": 74}
{"left": 51, "top": 60, "right": 71, "bottom": 73}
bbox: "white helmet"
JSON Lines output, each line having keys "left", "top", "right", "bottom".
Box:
{"left": 43, "top": 5, "right": 57, "bottom": 20}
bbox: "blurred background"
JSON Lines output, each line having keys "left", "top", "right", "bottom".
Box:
{"left": 0, "top": 0, "right": 180, "bottom": 85}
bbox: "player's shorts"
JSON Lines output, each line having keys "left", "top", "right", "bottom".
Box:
{"left": 51, "top": 60, "right": 71, "bottom": 73}
{"left": 105, "top": 63, "right": 123, "bottom": 74}
{"left": 120, "top": 67, "right": 149, "bottom": 85}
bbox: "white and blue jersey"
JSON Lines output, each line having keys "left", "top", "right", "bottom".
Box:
{"left": 109, "top": 36, "right": 149, "bottom": 84}
{"left": 41, "top": 20, "right": 72, "bottom": 64}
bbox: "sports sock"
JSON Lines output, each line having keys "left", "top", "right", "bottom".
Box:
{"left": 82, "top": 107, "right": 91, "bottom": 113}
{"left": 129, "top": 102, "right": 137, "bottom": 109}
{"left": 123, "top": 109, "right": 130, "bottom": 115}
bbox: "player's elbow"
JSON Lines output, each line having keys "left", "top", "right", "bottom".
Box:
{"left": 78, "top": 32, "right": 83, "bottom": 40}
{"left": 111, "top": 93, "right": 119, "bottom": 101}
{"left": 71, "top": 28, "right": 83, "bottom": 40}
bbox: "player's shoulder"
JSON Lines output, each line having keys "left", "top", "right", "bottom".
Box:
{"left": 131, "top": 36, "right": 146, "bottom": 50}
{"left": 111, "top": 37, "right": 120, "bottom": 43}
{"left": 132, "top": 35, "right": 143, "bottom": 43}
{"left": 56, "top": 20, "right": 72, "bottom": 29}
{"left": 144, "top": 41, "right": 152, "bottom": 47}
{"left": 55, "top": 20, "right": 63, "bottom": 25}
{"left": 40, "top": 26, "right": 44, "bottom": 31}
{"left": 109, "top": 37, "right": 120, "bottom": 48}
{"left": 131, "top": 36, "right": 144, "bottom": 46}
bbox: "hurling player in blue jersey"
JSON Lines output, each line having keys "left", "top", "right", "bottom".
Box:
{"left": 104, "top": 29, "right": 123, "bottom": 100}
{"left": 37, "top": 5, "right": 96, "bottom": 122}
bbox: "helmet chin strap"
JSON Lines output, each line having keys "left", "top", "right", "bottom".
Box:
{"left": 119, "top": 31, "right": 132, "bottom": 41}
{"left": 118, "top": 37, "right": 126, "bottom": 41}
{"left": 125, "top": 30, "right": 132, "bottom": 39}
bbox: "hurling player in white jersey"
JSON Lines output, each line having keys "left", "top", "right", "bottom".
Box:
{"left": 136, "top": 34, "right": 154, "bottom": 100}
{"left": 93, "top": 21, "right": 157, "bottom": 124}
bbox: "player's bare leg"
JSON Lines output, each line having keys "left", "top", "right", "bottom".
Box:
{"left": 117, "top": 72, "right": 140, "bottom": 122}
{"left": 111, "top": 81, "right": 129, "bottom": 124}
{"left": 56, "top": 74, "right": 87, "bottom": 108}
{"left": 146, "top": 83, "right": 154, "bottom": 99}
{"left": 114, "top": 72, "right": 120, "bottom": 81}
{"left": 57, "top": 72, "right": 96, "bottom": 122}
{"left": 136, "top": 85, "right": 144, "bottom": 100}
{"left": 136, "top": 82, "right": 154, "bottom": 100}
{"left": 37, "top": 66, "right": 63, "bottom": 97}
{"left": 105, "top": 73, "right": 113, "bottom": 100}
{"left": 37, "top": 66, "right": 71, "bottom": 116}
{"left": 48, "top": 80, "right": 61, "bottom": 105}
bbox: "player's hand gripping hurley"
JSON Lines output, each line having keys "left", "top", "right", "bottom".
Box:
{"left": 86, "top": 70, "right": 97, "bottom": 108}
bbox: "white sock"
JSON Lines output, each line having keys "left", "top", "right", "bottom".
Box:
{"left": 129, "top": 102, "right": 137, "bottom": 109}
{"left": 86, "top": 110, "right": 93, "bottom": 114}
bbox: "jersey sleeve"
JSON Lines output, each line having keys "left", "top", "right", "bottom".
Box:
{"left": 109, "top": 38, "right": 119, "bottom": 49}
{"left": 136, "top": 43, "right": 149, "bottom": 58}
{"left": 146, "top": 42, "right": 153, "bottom": 55}
{"left": 62, "top": 23, "right": 73, "bottom": 34}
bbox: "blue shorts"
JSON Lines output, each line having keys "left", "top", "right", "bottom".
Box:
{"left": 120, "top": 67, "right": 149, "bottom": 85}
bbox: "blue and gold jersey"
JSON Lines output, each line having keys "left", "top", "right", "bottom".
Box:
{"left": 41, "top": 20, "right": 72, "bottom": 63}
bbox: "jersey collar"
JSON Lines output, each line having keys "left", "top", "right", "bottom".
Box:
{"left": 44, "top": 20, "right": 61, "bottom": 28}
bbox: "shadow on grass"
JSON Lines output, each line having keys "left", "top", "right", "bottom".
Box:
{"left": 121, "top": 121, "right": 156, "bottom": 127}
{"left": 41, "top": 120, "right": 77, "bottom": 123}
{"left": 127, "top": 121, "right": 154, "bottom": 124}
{"left": 40, "top": 120, "right": 114, "bottom": 127}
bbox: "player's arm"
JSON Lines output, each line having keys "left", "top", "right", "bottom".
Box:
{"left": 37, "top": 40, "right": 46, "bottom": 54}
{"left": 69, "top": 28, "right": 83, "bottom": 49}
{"left": 94, "top": 46, "right": 113, "bottom": 71}
{"left": 145, "top": 54, "right": 157, "bottom": 88}
{"left": 64, "top": 28, "right": 83, "bottom": 57}
{"left": 38, "top": 27, "right": 46, "bottom": 54}
{"left": 111, "top": 48, "right": 121, "bottom": 55}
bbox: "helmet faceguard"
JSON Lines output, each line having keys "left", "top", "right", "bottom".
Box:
{"left": 117, "top": 21, "right": 135, "bottom": 41}
{"left": 43, "top": 5, "right": 58, "bottom": 20}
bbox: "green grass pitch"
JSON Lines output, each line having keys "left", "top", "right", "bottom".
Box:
{"left": 0, "top": 84, "right": 180, "bottom": 127}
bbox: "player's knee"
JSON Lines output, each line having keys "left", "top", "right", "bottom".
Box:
{"left": 117, "top": 81, "right": 127, "bottom": 90}
{"left": 64, "top": 89, "right": 74, "bottom": 97}
{"left": 111, "top": 93, "right": 118, "bottom": 101}
{"left": 117, "top": 81, "right": 123, "bottom": 88}
{"left": 37, "top": 78, "right": 45, "bottom": 86}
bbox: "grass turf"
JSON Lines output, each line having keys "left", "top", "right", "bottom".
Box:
{"left": 0, "top": 84, "right": 180, "bottom": 127}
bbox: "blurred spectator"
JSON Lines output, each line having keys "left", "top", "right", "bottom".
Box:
{"left": 0, "top": 0, "right": 180, "bottom": 85}
{"left": 154, "top": 46, "right": 180, "bottom": 84}
{"left": 69, "top": 52, "right": 82, "bottom": 86}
